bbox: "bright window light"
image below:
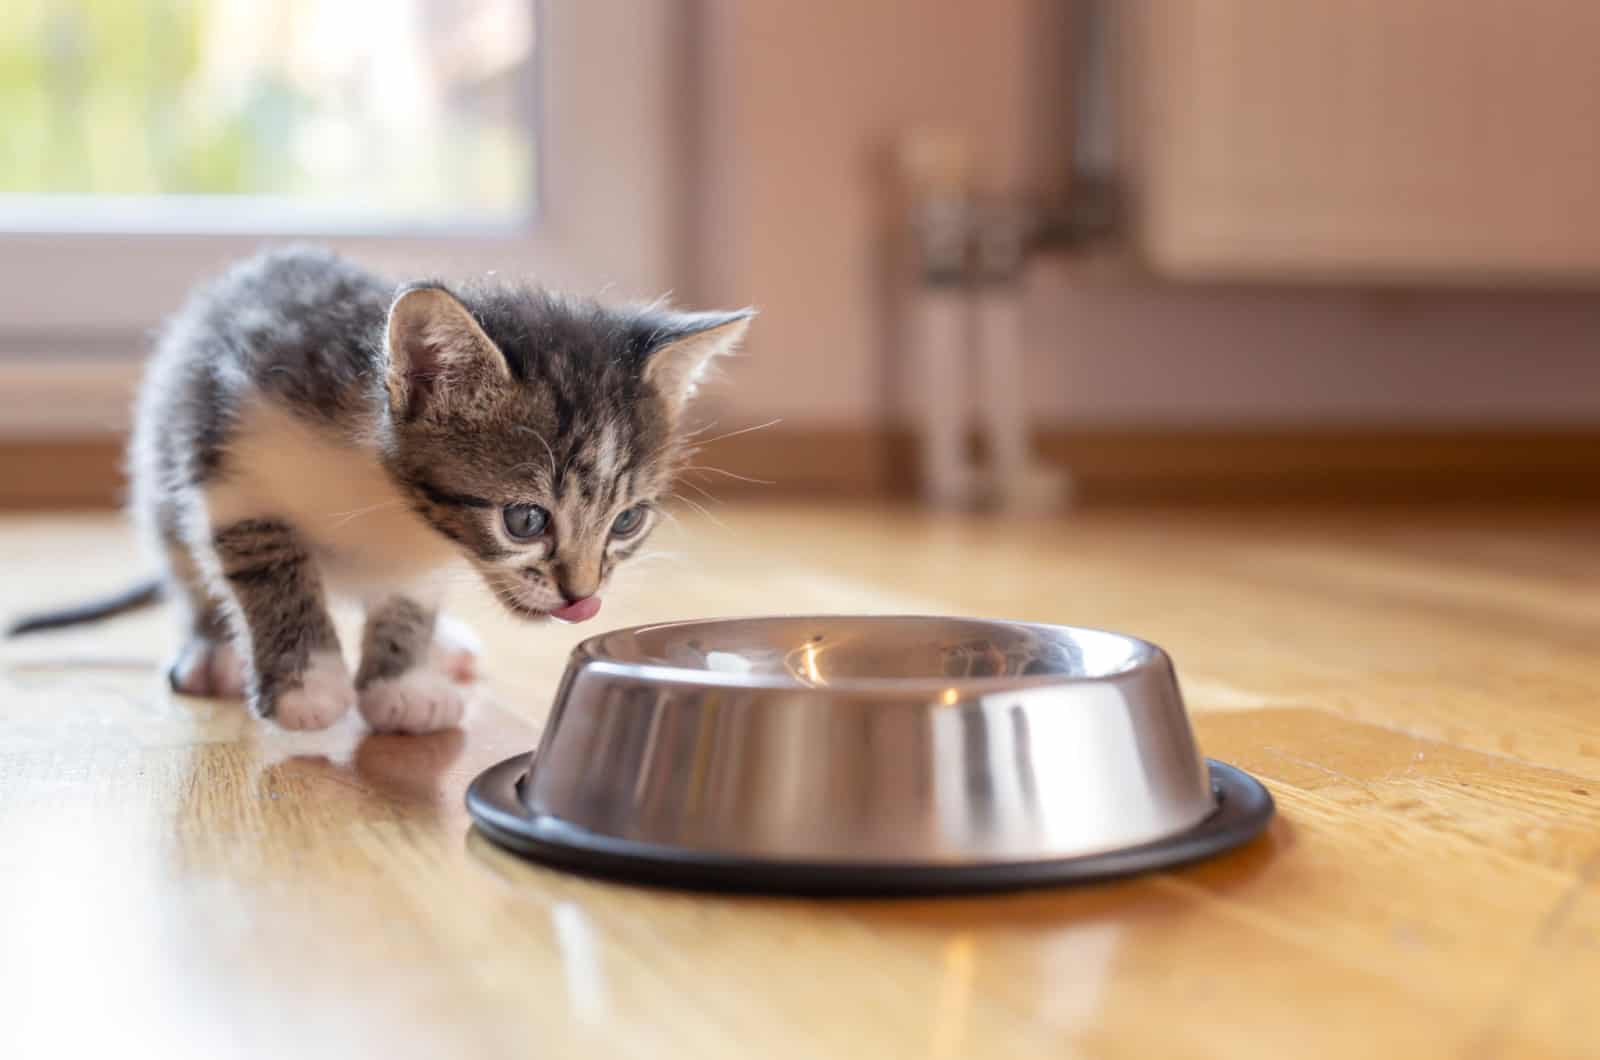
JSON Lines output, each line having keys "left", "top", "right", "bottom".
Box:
{"left": 0, "top": 0, "right": 538, "bottom": 233}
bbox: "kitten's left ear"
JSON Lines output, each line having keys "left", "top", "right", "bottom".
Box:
{"left": 641, "top": 309, "right": 754, "bottom": 418}
{"left": 385, "top": 285, "right": 510, "bottom": 418}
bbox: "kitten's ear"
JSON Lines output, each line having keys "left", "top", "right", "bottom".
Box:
{"left": 385, "top": 285, "right": 510, "bottom": 417}
{"left": 641, "top": 309, "right": 754, "bottom": 418}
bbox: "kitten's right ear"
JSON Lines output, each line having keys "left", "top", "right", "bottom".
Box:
{"left": 641, "top": 309, "right": 754, "bottom": 421}
{"left": 385, "top": 285, "right": 510, "bottom": 418}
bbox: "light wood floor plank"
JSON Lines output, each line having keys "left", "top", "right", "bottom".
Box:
{"left": 4, "top": 503, "right": 1599, "bottom": 1058}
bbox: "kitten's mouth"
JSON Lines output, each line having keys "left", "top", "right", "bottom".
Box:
{"left": 549, "top": 597, "right": 602, "bottom": 623}
{"left": 493, "top": 586, "right": 603, "bottom": 624}
{"left": 499, "top": 596, "right": 550, "bottom": 620}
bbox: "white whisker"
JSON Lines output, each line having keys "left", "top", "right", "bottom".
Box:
{"left": 513, "top": 425, "right": 559, "bottom": 478}
{"left": 325, "top": 499, "right": 404, "bottom": 529}
{"left": 682, "top": 465, "right": 775, "bottom": 486}
{"left": 691, "top": 417, "right": 783, "bottom": 448}
{"left": 676, "top": 477, "right": 722, "bottom": 505}
{"left": 683, "top": 418, "right": 717, "bottom": 436}
{"left": 627, "top": 550, "right": 684, "bottom": 570}
{"left": 665, "top": 491, "right": 726, "bottom": 529}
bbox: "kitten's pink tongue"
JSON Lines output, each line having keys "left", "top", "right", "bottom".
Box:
{"left": 550, "top": 597, "right": 602, "bottom": 624}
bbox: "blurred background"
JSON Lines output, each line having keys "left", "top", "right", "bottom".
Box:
{"left": 4, "top": 0, "right": 1600, "bottom": 508}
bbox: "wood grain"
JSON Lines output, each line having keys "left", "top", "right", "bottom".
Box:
{"left": 3, "top": 503, "right": 1599, "bottom": 1058}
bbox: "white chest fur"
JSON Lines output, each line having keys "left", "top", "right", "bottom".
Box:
{"left": 202, "top": 402, "right": 459, "bottom": 597}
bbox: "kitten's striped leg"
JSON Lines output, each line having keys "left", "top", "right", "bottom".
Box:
{"left": 162, "top": 538, "right": 248, "bottom": 699}
{"left": 355, "top": 596, "right": 470, "bottom": 733}
{"left": 140, "top": 493, "right": 246, "bottom": 698}
{"left": 212, "top": 518, "right": 353, "bottom": 730}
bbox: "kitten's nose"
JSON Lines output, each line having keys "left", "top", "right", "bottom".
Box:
{"left": 554, "top": 563, "right": 600, "bottom": 604}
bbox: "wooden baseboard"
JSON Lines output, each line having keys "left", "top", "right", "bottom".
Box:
{"left": 1032, "top": 427, "right": 1600, "bottom": 503}
{"left": 0, "top": 439, "right": 128, "bottom": 508}
{"left": 693, "top": 425, "right": 1600, "bottom": 503}
{"left": 8, "top": 426, "right": 1600, "bottom": 509}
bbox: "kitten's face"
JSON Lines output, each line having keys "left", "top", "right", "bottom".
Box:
{"left": 396, "top": 397, "right": 674, "bottom": 621}
{"left": 380, "top": 285, "right": 748, "bottom": 622}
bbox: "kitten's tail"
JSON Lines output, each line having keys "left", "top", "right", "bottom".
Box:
{"left": 5, "top": 578, "right": 164, "bottom": 637}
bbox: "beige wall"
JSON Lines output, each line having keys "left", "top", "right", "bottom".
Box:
{"left": 693, "top": 0, "right": 1035, "bottom": 427}
{"left": 692, "top": 0, "right": 1600, "bottom": 429}
{"left": 1023, "top": 274, "right": 1600, "bottom": 425}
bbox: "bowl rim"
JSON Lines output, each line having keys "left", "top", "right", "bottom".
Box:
{"left": 569, "top": 614, "right": 1167, "bottom": 695}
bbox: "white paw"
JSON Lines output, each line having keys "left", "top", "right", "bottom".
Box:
{"left": 169, "top": 637, "right": 248, "bottom": 699}
{"left": 271, "top": 652, "right": 356, "bottom": 731}
{"left": 429, "top": 613, "right": 483, "bottom": 684}
{"left": 358, "top": 667, "right": 468, "bottom": 734}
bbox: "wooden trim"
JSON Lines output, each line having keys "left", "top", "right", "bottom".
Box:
{"left": 11, "top": 425, "right": 1600, "bottom": 509}
{"left": 1031, "top": 427, "right": 1600, "bottom": 503}
{"left": 0, "top": 439, "right": 127, "bottom": 508}
{"left": 697, "top": 425, "right": 1600, "bottom": 503}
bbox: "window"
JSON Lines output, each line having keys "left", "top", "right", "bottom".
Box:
{"left": 1, "top": 0, "right": 538, "bottom": 233}
{"left": 0, "top": 2, "right": 686, "bottom": 365}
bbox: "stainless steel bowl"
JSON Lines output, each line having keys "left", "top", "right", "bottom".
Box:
{"left": 468, "top": 616, "right": 1273, "bottom": 894}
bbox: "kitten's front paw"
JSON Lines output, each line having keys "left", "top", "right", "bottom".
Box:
{"left": 430, "top": 613, "right": 483, "bottom": 684}
{"left": 358, "top": 667, "right": 467, "bottom": 734}
{"left": 168, "top": 637, "right": 248, "bottom": 699}
{"left": 266, "top": 652, "right": 356, "bottom": 731}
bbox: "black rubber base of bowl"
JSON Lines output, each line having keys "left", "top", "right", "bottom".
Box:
{"left": 466, "top": 755, "right": 1274, "bottom": 897}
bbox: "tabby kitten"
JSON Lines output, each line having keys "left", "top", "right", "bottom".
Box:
{"left": 8, "top": 246, "right": 750, "bottom": 733}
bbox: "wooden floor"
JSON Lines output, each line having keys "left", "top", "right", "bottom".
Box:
{"left": 3, "top": 501, "right": 1599, "bottom": 1059}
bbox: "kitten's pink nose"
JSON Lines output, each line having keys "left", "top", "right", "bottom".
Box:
{"left": 550, "top": 596, "right": 601, "bottom": 624}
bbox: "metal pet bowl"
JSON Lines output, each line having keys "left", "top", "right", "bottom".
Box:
{"left": 468, "top": 616, "right": 1273, "bottom": 895}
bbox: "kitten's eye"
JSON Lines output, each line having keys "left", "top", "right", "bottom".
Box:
{"left": 610, "top": 504, "right": 647, "bottom": 538}
{"left": 502, "top": 504, "right": 550, "bottom": 540}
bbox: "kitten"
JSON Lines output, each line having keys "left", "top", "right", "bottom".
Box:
{"left": 7, "top": 245, "right": 751, "bottom": 733}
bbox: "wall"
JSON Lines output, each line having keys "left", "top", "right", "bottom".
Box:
{"left": 693, "top": 0, "right": 1600, "bottom": 430}
{"left": 692, "top": 0, "right": 1035, "bottom": 427}
{"left": 1024, "top": 273, "right": 1600, "bottom": 425}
